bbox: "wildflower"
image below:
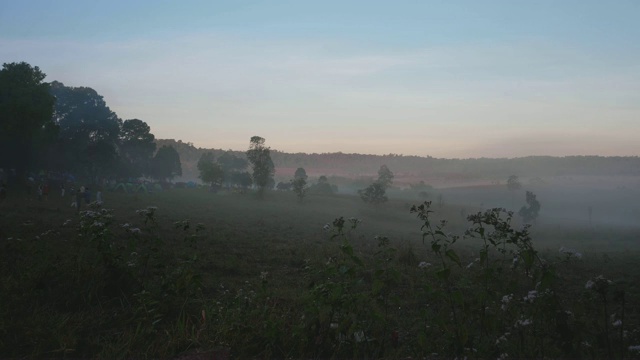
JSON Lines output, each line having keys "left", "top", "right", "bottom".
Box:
{"left": 516, "top": 318, "right": 532, "bottom": 327}
{"left": 501, "top": 294, "right": 513, "bottom": 311}
{"left": 495, "top": 333, "right": 509, "bottom": 345}
{"left": 323, "top": 223, "right": 331, "bottom": 231}
{"left": 121, "top": 223, "right": 130, "bottom": 228}
{"left": 523, "top": 290, "right": 538, "bottom": 303}
{"left": 63, "top": 219, "right": 72, "bottom": 226}
{"left": 260, "top": 271, "right": 268, "bottom": 281}
{"left": 585, "top": 280, "right": 595, "bottom": 289}
{"left": 129, "top": 228, "right": 141, "bottom": 234}
{"left": 418, "top": 261, "right": 432, "bottom": 268}
{"left": 612, "top": 319, "right": 622, "bottom": 327}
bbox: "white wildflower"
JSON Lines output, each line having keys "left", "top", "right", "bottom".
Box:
{"left": 523, "top": 290, "right": 538, "bottom": 303}
{"left": 418, "top": 261, "right": 432, "bottom": 269}
{"left": 501, "top": 294, "right": 513, "bottom": 311}
{"left": 129, "top": 228, "right": 141, "bottom": 234}
{"left": 323, "top": 223, "right": 331, "bottom": 231}
{"left": 585, "top": 280, "right": 595, "bottom": 289}
{"left": 260, "top": 271, "right": 268, "bottom": 281}
{"left": 612, "top": 319, "right": 622, "bottom": 327}
{"left": 516, "top": 318, "right": 532, "bottom": 327}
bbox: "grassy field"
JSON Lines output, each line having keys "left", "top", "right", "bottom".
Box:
{"left": 1, "top": 187, "right": 640, "bottom": 358}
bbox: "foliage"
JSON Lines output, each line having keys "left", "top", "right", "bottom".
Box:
{"left": 358, "top": 182, "right": 388, "bottom": 205}
{"left": 1, "top": 189, "right": 639, "bottom": 359}
{"left": 291, "top": 177, "right": 308, "bottom": 202}
{"left": 217, "top": 150, "right": 249, "bottom": 186}
{"left": 0, "top": 62, "right": 56, "bottom": 177}
{"left": 308, "top": 175, "right": 337, "bottom": 195}
{"left": 152, "top": 145, "right": 182, "bottom": 181}
{"left": 50, "top": 81, "right": 123, "bottom": 179}
{"left": 294, "top": 167, "right": 308, "bottom": 180}
{"left": 519, "top": 190, "right": 541, "bottom": 223}
{"left": 119, "top": 119, "right": 156, "bottom": 177}
{"left": 197, "top": 152, "right": 224, "bottom": 188}
{"left": 246, "top": 136, "right": 274, "bottom": 196}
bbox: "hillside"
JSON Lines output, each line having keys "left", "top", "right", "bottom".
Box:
{"left": 156, "top": 139, "right": 640, "bottom": 186}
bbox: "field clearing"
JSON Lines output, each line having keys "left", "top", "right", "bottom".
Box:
{"left": 1, "top": 187, "right": 640, "bottom": 358}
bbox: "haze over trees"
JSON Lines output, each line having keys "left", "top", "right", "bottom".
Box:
{"left": 197, "top": 152, "right": 224, "bottom": 189}
{"left": 246, "top": 136, "right": 274, "bottom": 196}
{"left": 359, "top": 164, "right": 394, "bottom": 205}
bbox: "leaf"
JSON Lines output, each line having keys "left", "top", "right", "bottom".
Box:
{"left": 436, "top": 267, "right": 450, "bottom": 280}
{"left": 445, "top": 249, "right": 461, "bottom": 267}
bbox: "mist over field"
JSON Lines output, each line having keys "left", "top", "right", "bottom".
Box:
{"left": 2, "top": 1, "right": 640, "bottom": 358}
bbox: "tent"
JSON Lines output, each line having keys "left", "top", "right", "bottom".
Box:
{"left": 112, "top": 183, "right": 127, "bottom": 192}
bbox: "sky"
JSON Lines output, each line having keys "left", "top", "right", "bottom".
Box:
{"left": 1, "top": 0, "right": 639, "bottom": 158}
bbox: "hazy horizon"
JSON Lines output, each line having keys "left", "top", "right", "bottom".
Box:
{"left": 2, "top": 1, "right": 639, "bottom": 158}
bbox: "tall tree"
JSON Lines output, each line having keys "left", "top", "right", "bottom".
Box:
{"left": 119, "top": 119, "right": 156, "bottom": 177}
{"left": 0, "top": 62, "right": 56, "bottom": 180}
{"left": 49, "top": 81, "right": 122, "bottom": 178}
{"left": 197, "top": 152, "right": 224, "bottom": 188}
{"left": 292, "top": 167, "right": 308, "bottom": 202}
{"left": 246, "top": 136, "right": 274, "bottom": 196}
{"left": 151, "top": 145, "right": 182, "bottom": 181}
{"left": 294, "top": 167, "right": 308, "bottom": 181}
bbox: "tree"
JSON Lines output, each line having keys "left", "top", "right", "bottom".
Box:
{"left": 151, "top": 145, "right": 182, "bottom": 181}
{"left": 358, "top": 182, "right": 388, "bottom": 205}
{"left": 291, "top": 167, "right": 309, "bottom": 202}
{"left": 294, "top": 167, "right": 308, "bottom": 181}
{"left": 49, "top": 81, "right": 122, "bottom": 178}
{"left": 217, "top": 150, "right": 249, "bottom": 186}
{"left": 358, "top": 165, "right": 393, "bottom": 205}
{"left": 519, "top": 191, "right": 541, "bottom": 224}
{"left": 246, "top": 136, "right": 274, "bottom": 196}
{"left": 0, "top": 62, "right": 56, "bottom": 180}
{"left": 197, "top": 152, "right": 224, "bottom": 189}
{"left": 230, "top": 171, "right": 252, "bottom": 190}
{"left": 119, "top": 119, "right": 156, "bottom": 177}
{"left": 377, "top": 165, "right": 394, "bottom": 188}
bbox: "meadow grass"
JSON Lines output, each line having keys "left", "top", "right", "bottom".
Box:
{"left": 1, "top": 187, "right": 639, "bottom": 358}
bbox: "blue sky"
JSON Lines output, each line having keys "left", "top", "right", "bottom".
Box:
{"left": 1, "top": 0, "right": 639, "bottom": 158}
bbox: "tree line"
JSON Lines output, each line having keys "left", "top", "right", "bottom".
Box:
{"left": 0, "top": 62, "right": 182, "bottom": 184}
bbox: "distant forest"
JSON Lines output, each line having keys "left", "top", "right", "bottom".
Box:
{"left": 157, "top": 139, "right": 640, "bottom": 184}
